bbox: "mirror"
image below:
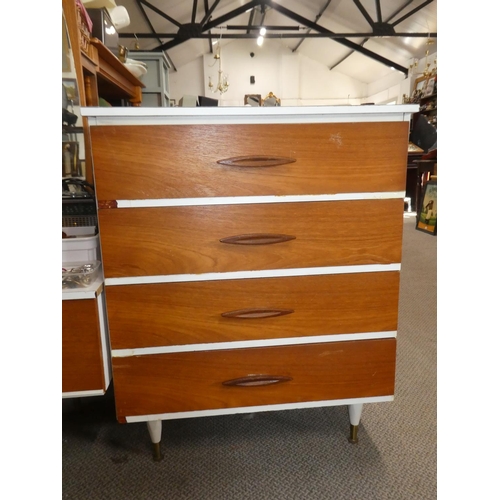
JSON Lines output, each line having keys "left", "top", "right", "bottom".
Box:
{"left": 262, "top": 92, "right": 281, "bottom": 107}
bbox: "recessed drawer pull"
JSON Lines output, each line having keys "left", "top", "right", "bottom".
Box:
{"left": 217, "top": 155, "right": 296, "bottom": 168}
{"left": 221, "top": 308, "right": 294, "bottom": 319}
{"left": 222, "top": 375, "right": 293, "bottom": 387}
{"left": 219, "top": 233, "right": 296, "bottom": 245}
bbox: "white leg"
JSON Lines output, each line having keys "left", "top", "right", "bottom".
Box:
{"left": 348, "top": 403, "right": 363, "bottom": 444}
{"left": 146, "top": 420, "right": 163, "bottom": 461}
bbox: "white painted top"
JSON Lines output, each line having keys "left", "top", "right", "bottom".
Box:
{"left": 82, "top": 104, "right": 419, "bottom": 126}
{"left": 62, "top": 277, "right": 103, "bottom": 300}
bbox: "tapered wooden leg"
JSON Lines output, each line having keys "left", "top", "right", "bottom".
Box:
{"left": 348, "top": 403, "right": 363, "bottom": 444}
{"left": 147, "top": 420, "right": 163, "bottom": 461}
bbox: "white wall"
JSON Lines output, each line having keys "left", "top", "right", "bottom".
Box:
{"left": 365, "top": 51, "right": 437, "bottom": 104}
{"left": 168, "top": 57, "right": 205, "bottom": 105}
{"left": 169, "top": 40, "right": 436, "bottom": 107}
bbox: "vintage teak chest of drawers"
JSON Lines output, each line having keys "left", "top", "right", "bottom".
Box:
{"left": 83, "top": 105, "right": 417, "bottom": 460}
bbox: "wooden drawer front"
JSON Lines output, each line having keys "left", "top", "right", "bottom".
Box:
{"left": 62, "top": 299, "right": 104, "bottom": 393}
{"left": 99, "top": 199, "right": 403, "bottom": 278}
{"left": 90, "top": 122, "right": 408, "bottom": 200}
{"left": 107, "top": 272, "right": 400, "bottom": 349}
{"left": 112, "top": 339, "right": 396, "bottom": 419}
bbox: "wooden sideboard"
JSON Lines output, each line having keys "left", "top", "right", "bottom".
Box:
{"left": 62, "top": 278, "right": 112, "bottom": 398}
{"left": 83, "top": 104, "right": 417, "bottom": 460}
{"left": 80, "top": 39, "right": 144, "bottom": 107}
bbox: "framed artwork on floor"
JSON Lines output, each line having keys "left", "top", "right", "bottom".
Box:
{"left": 244, "top": 94, "right": 261, "bottom": 106}
{"left": 416, "top": 180, "right": 437, "bottom": 235}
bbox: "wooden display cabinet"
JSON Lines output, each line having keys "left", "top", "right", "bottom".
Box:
{"left": 62, "top": 0, "right": 145, "bottom": 185}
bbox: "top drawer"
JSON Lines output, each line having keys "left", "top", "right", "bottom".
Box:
{"left": 89, "top": 122, "right": 408, "bottom": 200}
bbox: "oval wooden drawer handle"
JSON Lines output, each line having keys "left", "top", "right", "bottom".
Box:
{"left": 222, "top": 375, "right": 293, "bottom": 387}
{"left": 219, "top": 233, "right": 296, "bottom": 245}
{"left": 221, "top": 308, "right": 294, "bottom": 319}
{"left": 217, "top": 155, "right": 296, "bottom": 168}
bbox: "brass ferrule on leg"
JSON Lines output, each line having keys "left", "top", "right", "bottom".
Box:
{"left": 152, "top": 442, "right": 163, "bottom": 461}
{"left": 348, "top": 424, "right": 359, "bottom": 444}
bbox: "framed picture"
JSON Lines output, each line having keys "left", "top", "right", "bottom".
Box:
{"left": 423, "top": 77, "right": 436, "bottom": 96}
{"left": 244, "top": 94, "right": 261, "bottom": 106}
{"left": 414, "top": 76, "right": 428, "bottom": 93}
{"left": 62, "top": 78, "right": 79, "bottom": 106}
{"left": 416, "top": 180, "right": 437, "bottom": 235}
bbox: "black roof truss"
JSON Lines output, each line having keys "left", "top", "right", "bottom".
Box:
{"left": 122, "top": 0, "right": 436, "bottom": 76}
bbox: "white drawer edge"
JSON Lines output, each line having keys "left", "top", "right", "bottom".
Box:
{"left": 97, "top": 292, "right": 112, "bottom": 389}
{"left": 124, "top": 395, "right": 394, "bottom": 423}
{"left": 115, "top": 192, "right": 405, "bottom": 208}
{"left": 62, "top": 389, "right": 105, "bottom": 399}
{"left": 82, "top": 104, "right": 417, "bottom": 124}
{"left": 112, "top": 331, "right": 397, "bottom": 358}
{"left": 105, "top": 263, "right": 401, "bottom": 286}
{"left": 62, "top": 278, "right": 104, "bottom": 300}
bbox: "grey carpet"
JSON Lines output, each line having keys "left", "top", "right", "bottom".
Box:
{"left": 62, "top": 214, "right": 437, "bottom": 499}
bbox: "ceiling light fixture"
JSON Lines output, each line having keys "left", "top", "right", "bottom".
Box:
{"left": 257, "top": 26, "right": 266, "bottom": 46}
{"left": 409, "top": 35, "right": 437, "bottom": 78}
{"left": 208, "top": 35, "right": 229, "bottom": 95}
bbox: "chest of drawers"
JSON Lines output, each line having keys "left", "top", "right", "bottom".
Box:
{"left": 83, "top": 105, "right": 416, "bottom": 460}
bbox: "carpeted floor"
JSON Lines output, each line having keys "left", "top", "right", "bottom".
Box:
{"left": 62, "top": 214, "right": 437, "bottom": 499}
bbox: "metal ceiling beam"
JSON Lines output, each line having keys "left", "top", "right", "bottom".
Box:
{"left": 292, "top": 0, "right": 331, "bottom": 52}
{"left": 329, "top": 0, "right": 415, "bottom": 71}
{"left": 121, "top": 31, "right": 436, "bottom": 39}
{"left": 203, "top": 0, "right": 214, "bottom": 54}
{"left": 132, "top": 0, "right": 177, "bottom": 71}
{"left": 391, "top": 0, "right": 435, "bottom": 27}
{"left": 127, "top": 0, "right": 436, "bottom": 76}
{"left": 192, "top": 0, "right": 198, "bottom": 24}
{"left": 228, "top": 25, "right": 302, "bottom": 30}
{"left": 139, "top": 0, "right": 182, "bottom": 28}
{"left": 353, "top": 0, "right": 376, "bottom": 29}
{"left": 375, "top": 0, "right": 382, "bottom": 23}
{"left": 260, "top": 0, "right": 408, "bottom": 75}
{"left": 352, "top": 0, "right": 435, "bottom": 33}
{"left": 200, "top": 0, "right": 221, "bottom": 26}
{"left": 154, "top": 0, "right": 262, "bottom": 52}
{"left": 204, "top": 0, "right": 263, "bottom": 32}
{"left": 245, "top": 4, "right": 267, "bottom": 36}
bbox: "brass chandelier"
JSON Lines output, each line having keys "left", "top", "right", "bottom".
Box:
{"left": 208, "top": 40, "right": 229, "bottom": 95}
{"left": 409, "top": 37, "right": 437, "bottom": 78}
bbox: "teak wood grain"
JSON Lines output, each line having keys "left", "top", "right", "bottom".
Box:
{"left": 112, "top": 339, "right": 396, "bottom": 420}
{"left": 106, "top": 272, "right": 400, "bottom": 348}
{"left": 98, "top": 199, "right": 403, "bottom": 278}
{"left": 89, "top": 122, "right": 408, "bottom": 200}
{"left": 62, "top": 298, "right": 104, "bottom": 393}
